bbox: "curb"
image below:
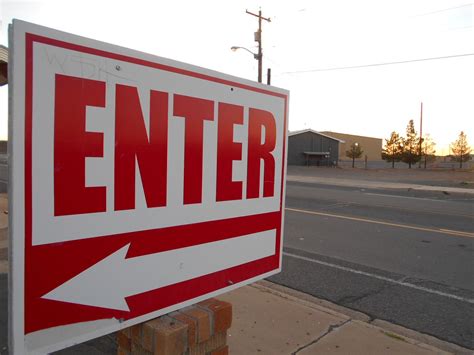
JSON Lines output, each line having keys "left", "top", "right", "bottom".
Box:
{"left": 254, "top": 280, "right": 369, "bottom": 322}
{"left": 255, "top": 280, "right": 472, "bottom": 355}
{"left": 370, "top": 320, "right": 472, "bottom": 355}
{"left": 287, "top": 175, "right": 474, "bottom": 196}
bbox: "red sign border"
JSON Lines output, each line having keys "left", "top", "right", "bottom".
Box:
{"left": 23, "top": 32, "right": 288, "bottom": 334}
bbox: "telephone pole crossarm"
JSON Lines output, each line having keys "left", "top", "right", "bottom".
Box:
{"left": 245, "top": 9, "right": 271, "bottom": 22}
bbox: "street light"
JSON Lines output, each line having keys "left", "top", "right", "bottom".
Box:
{"left": 231, "top": 46, "right": 262, "bottom": 82}
{"left": 231, "top": 45, "right": 271, "bottom": 85}
{"left": 232, "top": 9, "right": 271, "bottom": 84}
{"left": 231, "top": 46, "right": 259, "bottom": 60}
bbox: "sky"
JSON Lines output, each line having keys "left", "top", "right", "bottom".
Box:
{"left": 0, "top": 0, "right": 473, "bottom": 155}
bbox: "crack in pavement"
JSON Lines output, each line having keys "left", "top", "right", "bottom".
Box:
{"left": 337, "top": 284, "right": 393, "bottom": 306}
{"left": 292, "top": 319, "right": 351, "bottom": 354}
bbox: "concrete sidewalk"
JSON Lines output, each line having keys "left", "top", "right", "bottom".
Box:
{"left": 220, "top": 281, "right": 470, "bottom": 355}
{"left": 287, "top": 174, "right": 474, "bottom": 195}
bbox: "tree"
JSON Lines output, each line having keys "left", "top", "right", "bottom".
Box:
{"left": 382, "top": 131, "right": 403, "bottom": 168}
{"left": 401, "top": 120, "right": 421, "bottom": 168}
{"left": 421, "top": 134, "right": 436, "bottom": 169}
{"left": 450, "top": 131, "right": 472, "bottom": 168}
{"left": 346, "top": 143, "right": 363, "bottom": 168}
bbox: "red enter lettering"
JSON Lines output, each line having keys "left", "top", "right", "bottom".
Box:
{"left": 54, "top": 74, "right": 106, "bottom": 216}
{"left": 115, "top": 85, "right": 168, "bottom": 211}
{"left": 216, "top": 102, "right": 243, "bottom": 201}
{"left": 53, "top": 76, "right": 278, "bottom": 215}
{"left": 246, "top": 108, "right": 276, "bottom": 199}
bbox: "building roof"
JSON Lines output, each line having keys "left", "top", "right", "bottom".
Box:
{"left": 288, "top": 129, "right": 345, "bottom": 143}
{"left": 320, "top": 131, "right": 382, "bottom": 141}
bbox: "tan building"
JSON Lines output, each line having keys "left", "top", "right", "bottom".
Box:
{"left": 320, "top": 131, "right": 383, "bottom": 161}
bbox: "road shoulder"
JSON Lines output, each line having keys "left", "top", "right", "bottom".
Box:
{"left": 287, "top": 174, "right": 474, "bottom": 195}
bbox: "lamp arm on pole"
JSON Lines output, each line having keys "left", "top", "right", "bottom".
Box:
{"left": 230, "top": 46, "right": 259, "bottom": 59}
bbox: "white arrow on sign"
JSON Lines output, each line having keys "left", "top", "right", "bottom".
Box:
{"left": 42, "top": 229, "right": 277, "bottom": 311}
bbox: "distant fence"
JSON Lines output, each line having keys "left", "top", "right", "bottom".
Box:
{"left": 337, "top": 159, "right": 474, "bottom": 170}
{"left": 0, "top": 154, "right": 472, "bottom": 195}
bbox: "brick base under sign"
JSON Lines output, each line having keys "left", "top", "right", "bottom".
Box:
{"left": 117, "top": 298, "right": 232, "bottom": 355}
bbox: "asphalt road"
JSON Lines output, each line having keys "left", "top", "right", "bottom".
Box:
{"left": 1, "top": 179, "right": 473, "bottom": 352}
{"left": 269, "top": 181, "right": 474, "bottom": 349}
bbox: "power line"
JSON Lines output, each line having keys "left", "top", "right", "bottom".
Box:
{"left": 281, "top": 52, "right": 474, "bottom": 75}
{"left": 411, "top": 3, "right": 473, "bottom": 17}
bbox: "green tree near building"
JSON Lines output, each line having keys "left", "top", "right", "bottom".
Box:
{"left": 421, "top": 134, "right": 436, "bottom": 169}
{"left": 450, "top": 131, "right": 472, "bottom": 168}
{"left": 346, "top": 143, "right": 363, "bottom": 168}
{"left": 382, "top": 131, "right": 403, "bottom": 168}
{"left": 401, "top": 120, "right": 421, "bottom": 169}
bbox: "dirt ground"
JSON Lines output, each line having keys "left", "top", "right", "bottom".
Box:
{"left": 287, "top": 165, "right": 474, "bottom": 188}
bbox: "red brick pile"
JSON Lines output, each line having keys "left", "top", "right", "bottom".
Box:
{"left": 117, "top": 298, "right": 232, "bottom": 355}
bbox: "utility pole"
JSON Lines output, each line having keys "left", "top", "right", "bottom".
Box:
{"left": 419, "top": 102, "right": 423, "bottom": 168}
{"left": 246, "top": 8, "right": 271, "bottom": 83}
